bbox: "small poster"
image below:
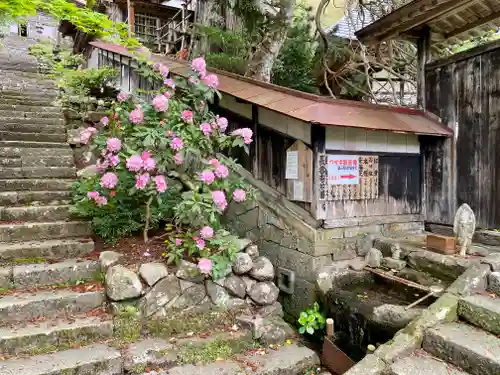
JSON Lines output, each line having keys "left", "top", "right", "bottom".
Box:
{"left": 327, "top": 155, "right": 360, "bottom": 185}
{"left": 293, "top": 180, "right": 304, "bottom": 201}
{"left": 285, "top": 151, "right": 299, "bottom": 179}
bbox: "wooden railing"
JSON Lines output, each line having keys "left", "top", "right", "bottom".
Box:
{"left": 155, "top": 0, "right": 193, "bottom": 55}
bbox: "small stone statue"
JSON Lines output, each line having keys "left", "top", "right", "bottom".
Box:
{"left": 453, "top": 203, "right": 476, "bottom": 257}
{"left": 391, "top": 244, "right": 402, "bottom": 260}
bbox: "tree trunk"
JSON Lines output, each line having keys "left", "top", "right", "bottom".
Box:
{"left": 192, "top": 0, "right": 218, "bottom": 57}
{"left": 244, "top": 0, "right": 295, "bottom": 82}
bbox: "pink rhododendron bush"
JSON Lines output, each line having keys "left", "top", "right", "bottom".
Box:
{"left": 72, "top": 58, "right": 254, "bottom": 279}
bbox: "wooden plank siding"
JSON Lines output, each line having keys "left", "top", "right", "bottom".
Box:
{"left": 320, "top": 152, "right": 422, "bottom": 219}
{"left": 425, "top": 44, "right": 500, "bottom": 229}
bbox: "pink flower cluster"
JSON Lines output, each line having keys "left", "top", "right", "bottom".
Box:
{"left": 87, "top": 191, "right": 107, "bottom": 206}
{"left": 231, "top": 127, "right": 253, "bottom": 144}
{"left": 129, "top": 107, "right": 144, "bottom": 124}
{"left": 203, "top": 74, "right": 219, "bottom": 89}
{"left": 216, "top": 117, "right": 228, "bottom": 132}
{"left": 106, "top": 138, "right": 122, "bottom": 152}
{"left": 100, "top": 172, "right": 118, "bottom": 189}
{"left": 198, "top": 258, "right": 212, "bottom": 274}
{"left": 154, "top": 175, "right": 167, "bottom": 193}
{"left": 199, "top": 122, "right": 212, "bottom": 136}
{"left": 200, "top": 226, "right": 214, "bottom": 239}
{"left": 199, "top": 170, "right": 215, "bottom": 185}
{"left": 181, "top": 110, "right": 193, "bottom": 123}
{"left": 233, "top": 188, "right": 246, "bottom": 202}
{"left": 101, "top": 116, "right": 109, "bottom": 126}
{"left": 117, "top": 91, "right": 130, "bottom": 102}
{"left": 80, "top": 127, "right": 97, "bottom": 145}
{"left": 171, "top": 137, "right": 184, "bottom": 150}
{"left": 154, "top": 63, "right": 169, "bottom": 77}
{"left": 174, "top": 152, "right": 183, "bottom": 164}
{"left": 152, "top": 95, "right": 169, "bottom": 112}
{"left": 126, "top": 152, "right": 156, "bottom": 172}
{"left": 212, "top": 190, "right": 227, "bottom": 211}
{"left": 191, "top": 57, "right": 206, "bottom": 78}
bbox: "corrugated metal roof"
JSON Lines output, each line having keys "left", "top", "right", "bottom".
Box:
{"left": 90, "top": 41, "right": 452, "bottom": 137}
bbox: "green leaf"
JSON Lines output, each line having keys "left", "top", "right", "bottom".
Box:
{"left": 298, "top": 326, "right": 306, "bottom": 334}
{"left": 306, "top": 327, "right": 315, "bottom": 335}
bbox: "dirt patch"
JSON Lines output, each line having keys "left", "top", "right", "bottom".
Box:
{"left": 86, "top": 235, "right": 168, "bottom": 267}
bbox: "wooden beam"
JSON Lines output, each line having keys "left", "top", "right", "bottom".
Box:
{"left": 128, "top": 1, "right": 135, "bottom": 36}
{"left": 356, "top": 0, "right": 483, "bottom": 43}
{"left": 417, "top": 26, "right": 431, "bottom": 111}
{"left": 445, "top": 10, "right": 500, "bottom": 39}
{"left": 251, "top": 104, "right": 259, "bottom": 177}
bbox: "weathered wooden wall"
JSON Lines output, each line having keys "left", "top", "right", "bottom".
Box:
{"left": 317, "top": 153, "right": 422, "bottom": 219}
{"left": 426, "top": 43, "right": 500, "bottom": 229}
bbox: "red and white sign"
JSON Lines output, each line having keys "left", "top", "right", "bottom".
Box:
{"left": 327, "top": 155, "right": 360, "bottom": 185}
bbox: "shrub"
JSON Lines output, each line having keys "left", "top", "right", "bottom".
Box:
{"left": 71, "top": 58, "right": 254, "bottom": 279}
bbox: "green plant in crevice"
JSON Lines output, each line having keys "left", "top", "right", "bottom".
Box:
{"left": 298, "top": 302, "right": 326, "bottom": 335}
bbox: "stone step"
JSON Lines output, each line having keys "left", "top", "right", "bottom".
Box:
{"left": 0, "top": 344, "right": 122, "bottom": 374}
{"left": 0, "top": 221, "right": 91, "bottom": 242}
{"left": 0, "top": 131, "right": 66, "bottom": 143}
{"left": 0, "top": 289, "right": 105, "bottom": 323}
{"left": 0, "top": 190, "right": 72, "bottom": 206}
{"left": 0, "top": 178, "right": 74, "bottom": 191}
{"left": 0, "top": 316, "right": 113, "bottom": 356}
{"left": 388, "top": 354, "right": 471, "bottom": 375}
{"left": 0, "top": 103, "right": 61, "bottom": 112}
{"left": 458, "top": 294, "right": 500, "bottom": 335}
{"left": 0, "top": 97, "right": 57, "bottom": 106}
{"left": 141, "top": 344, "right": 319, "bottom": 375}
{"left": 21, "top": 155, "right": 75, "bottom": 168}
{"left": 0, "top": 61, "right": 39, "bottom": 73}
{"left": 0, "top": 238, "right": 93, "bottom": 261}
{"left": 0, "top": 166, "right": 76, "bottom": 179}
{"left": 0, "top": 123, "right": 66, "bottom": 134}
{"left": 423, "top": 322, "right": 500, "bottom": 375}
{"left": 11, "top": 259, "right": 100, "bottom": 288}
{"left": 0, "top": 117, "right": 64, "bottom": 126}
{"left": 0, "top": 158, "right": 21, "bottom": 168}
{"left": 0, "top": 205, "right": 72, "bottom": 222}
{"left": 0, "top": 110, "right": 64, "bottom": 119}
{"left": 0, "top": 90, "right": 58, "bottom": 100}
{"left": 0, "top": 140, "right": 69, "bottom": 149}
{"left": 0, "top": 146, "right": 73, "bottom": 158}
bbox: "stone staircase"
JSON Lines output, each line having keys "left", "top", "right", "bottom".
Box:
{"left": 386, "top": 293, "right": 500, "bottom": 375}
{"left": 0, "top": 35, "right": 320, "bottom": 374}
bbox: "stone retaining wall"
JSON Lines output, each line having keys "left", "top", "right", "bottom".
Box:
{"left": 226, "top": 164, "right": 425, "bottom": 318}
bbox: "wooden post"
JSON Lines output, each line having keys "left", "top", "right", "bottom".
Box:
{"left": 127, "top": 1, "right": 135, "bottom": 37}
{"left": 311, "top": 124, "right": 326, "bottom": 220}
{"left": 251, "top": 104, "right": 259, "bottom": 178}
{"left": 417, "top": 26, "right": 431, "bottom": 111}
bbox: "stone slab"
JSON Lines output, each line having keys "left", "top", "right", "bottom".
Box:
{"left": 0, "top": 267, "right": 12, "bottom": 288}
{"left": 0, "top": 317, "right": 113, "bottom": 355}
{"left": 342, "top": 354, "right": 386, "bottom": 375}
{"left": 423, "top": 322, "right": 500, "bottom": 375}
{"left": 388, "top": 354, "right": 470, "bottom": 375}
{"left": 0, "top": 290, "right": 105, "bottom": 323}
{"left": 0, "top": 204, "right": 72, "bottom": 222}
{"left": 0, "top": 344, "right": 122, "bottom": 375}
{"left": 0, "top": 238, "right": 94, "bottom": 260}
{"left": 123, "top": 338, "right": 176, "bottom": 371}
{"left": 458, "top": 294, "right": 500, "bottom": 335}
{"left": 447, "top": 264, "right": 490, "bottom": 297}
{"left": 407, "top": 250, "right": 473, "bottom": 282}
{"left": 13, "top": 259, "right": 99, "bottom": 288}
{"left": 0, "top": 221, "right": 91, "bottom": 242}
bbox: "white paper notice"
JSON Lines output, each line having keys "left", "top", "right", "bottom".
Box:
{"left": 293, "top": 180, "right": 304, "bottom": 201}
{"left": 285, "top": 151, "right": 299, "bottom": 179}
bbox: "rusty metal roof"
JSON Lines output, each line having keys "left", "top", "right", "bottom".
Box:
{"left": 90, "top": 41, "right": 452, "bottom": 137}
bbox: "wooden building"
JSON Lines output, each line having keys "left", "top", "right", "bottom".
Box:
{"left": 89, "top": 41, "right": 451, "bottom": 230}
{"left": 356, "top": 0, "right": 500, "bottom": 229}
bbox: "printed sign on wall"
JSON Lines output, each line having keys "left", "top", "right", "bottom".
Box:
{"left": 318, "top": 155, "right": 379, "bottom": 201}
{"left": 327, "top": 155, "right": 360, "bottom": 185}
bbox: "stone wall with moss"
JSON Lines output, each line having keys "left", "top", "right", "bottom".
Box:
{"left": 226, "top": 164, "right": 424, "bottom": 318}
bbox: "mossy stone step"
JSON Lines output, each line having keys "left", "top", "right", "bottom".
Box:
{"left": 0, "top": 344, "right": 122, "bottom": 374}
{"left": 0, "top": 178, "right": 74, "bottom": 191}
{"left": 0, "top": 190, "right": 72, "bottom": 206}
{"left": 458, "top": 294, "right": 500, "bottom": 335}
{"left": 0, "top": 289, "right": 105, "bottom": 323}
{"left": 388, "top": 354, "right": 471, "bottom": 375}
{"left": 0, "top": 205, "right": 72, "bottom": 222}
{"left": 0, "top": 166, "right": 76, "bottom": 179}
{"left": 0, "top": 316, "right": 113, "bottom": 356}
{"left": 0, "top": 238, "right": 93, "bottom": 261}
{"left": 0, "top": 220, "right": 91, "bottom": 242}
{"left": 423, "top": 322, "right": 500, "bottom": 375}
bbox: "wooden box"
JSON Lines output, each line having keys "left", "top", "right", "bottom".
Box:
{"left": 426, "top": 234, "right": 456, "bottom": 255}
